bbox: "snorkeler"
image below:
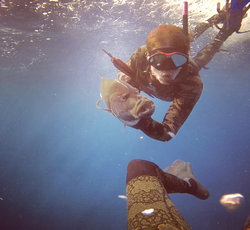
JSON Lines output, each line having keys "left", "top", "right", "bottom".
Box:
{"left": 102, "top": 0, "right": 250, "bottom": 142}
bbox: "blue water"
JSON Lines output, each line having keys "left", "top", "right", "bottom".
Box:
{"left": 0, "top": 1, "right": 250, "bottom": 230}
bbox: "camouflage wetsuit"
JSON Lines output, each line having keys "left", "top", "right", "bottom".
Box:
{"left": 126, "top": 159, "right": 209, "bottom": 230}
{"left": 118, "top": 10, "right": 235, "bottom": 142}
{"left": 126, "top": 159, "right": 193, "bottom": 230}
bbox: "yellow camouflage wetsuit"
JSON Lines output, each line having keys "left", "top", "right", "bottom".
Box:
{"left": 126, "top": 159, "right": 194, "bottom": 230}
{"left": 118, "top": 10, "right": 235, "bottom": 142}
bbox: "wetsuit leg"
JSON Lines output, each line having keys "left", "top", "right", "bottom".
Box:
{"left": 126, "top": 159, "right": 192, "bottom": 230}
{"left": 190, "top": 8, "right": 227, "bottom": 42}
{"left": 193, "top": 26, "right": 235, "bottom": 70}
{"left": 192, "top": 1, "right": 249, "bottom": 70}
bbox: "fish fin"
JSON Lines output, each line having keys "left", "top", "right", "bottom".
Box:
{"left": 124, "top": 124, "right": 127, "bottom": 129}
{"left": 96, "top": 99, "right": 112, "bottom": 113}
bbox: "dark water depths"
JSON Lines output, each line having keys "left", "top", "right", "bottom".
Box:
{"left": 0, "top": 1, "right": 250, "bottom": 230}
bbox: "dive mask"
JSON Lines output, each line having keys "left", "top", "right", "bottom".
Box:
{"left": 147, "top": 52, "right": 188, "bottom": 71}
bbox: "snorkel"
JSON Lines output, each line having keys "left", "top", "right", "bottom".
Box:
{"left": 183, "top": 1, "right": 188, "bottom": 36}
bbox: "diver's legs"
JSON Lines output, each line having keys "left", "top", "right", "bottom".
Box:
{"left": 190, "top": 7, "right": 227, "bottom": 42}
{"left": 126, "top": 159, "right": 192, "bottom": 230}
{"left": 193, "top": 21, "right": 235, "bottom": 70}
{"left": 189, "top": 8, "right": 228, "bottom": 69}
{"left": 193, "top": 1, "right": 249, "bottom": 70}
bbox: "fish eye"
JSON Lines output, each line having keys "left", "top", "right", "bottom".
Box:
{"left": 120, "top": 94, "right": 130, "bottom": 102}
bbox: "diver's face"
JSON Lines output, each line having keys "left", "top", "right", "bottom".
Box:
{"left": 147, "top": 48, "right": 188, "bottom": 84}
{"left": 150, "top": 65, "right": 182, "bottom": 85}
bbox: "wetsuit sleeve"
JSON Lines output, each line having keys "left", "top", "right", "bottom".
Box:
{"left": 134, "top": 73, "right": 203, "bottom": 142}
{"left": 163, "top": 74, "right": 203, "bottom": 135}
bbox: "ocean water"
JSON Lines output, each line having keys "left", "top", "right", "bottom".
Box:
{"left": 0, "top": 1, "right": 249, "bottom": 230}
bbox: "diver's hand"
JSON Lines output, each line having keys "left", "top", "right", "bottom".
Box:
{"left": 132, "top": 117, "right": 175, "bottom": 142}
{"left": 131, "top": 117, "right": 149, "bottom": 130}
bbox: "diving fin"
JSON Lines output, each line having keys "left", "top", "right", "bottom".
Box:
{"left": 164, "top": 160, "right": 210, "bottom": 200}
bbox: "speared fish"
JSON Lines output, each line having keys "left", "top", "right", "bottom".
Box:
{"left": 97, "top": 75, "right": 155, "bottom": 127}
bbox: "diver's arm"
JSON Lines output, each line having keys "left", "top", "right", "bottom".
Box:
{"left": 134, "top": 74, "right": 203, "bottom": 142}
{"left": 133, "top": 117, "right": 174, "bottom": 142}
